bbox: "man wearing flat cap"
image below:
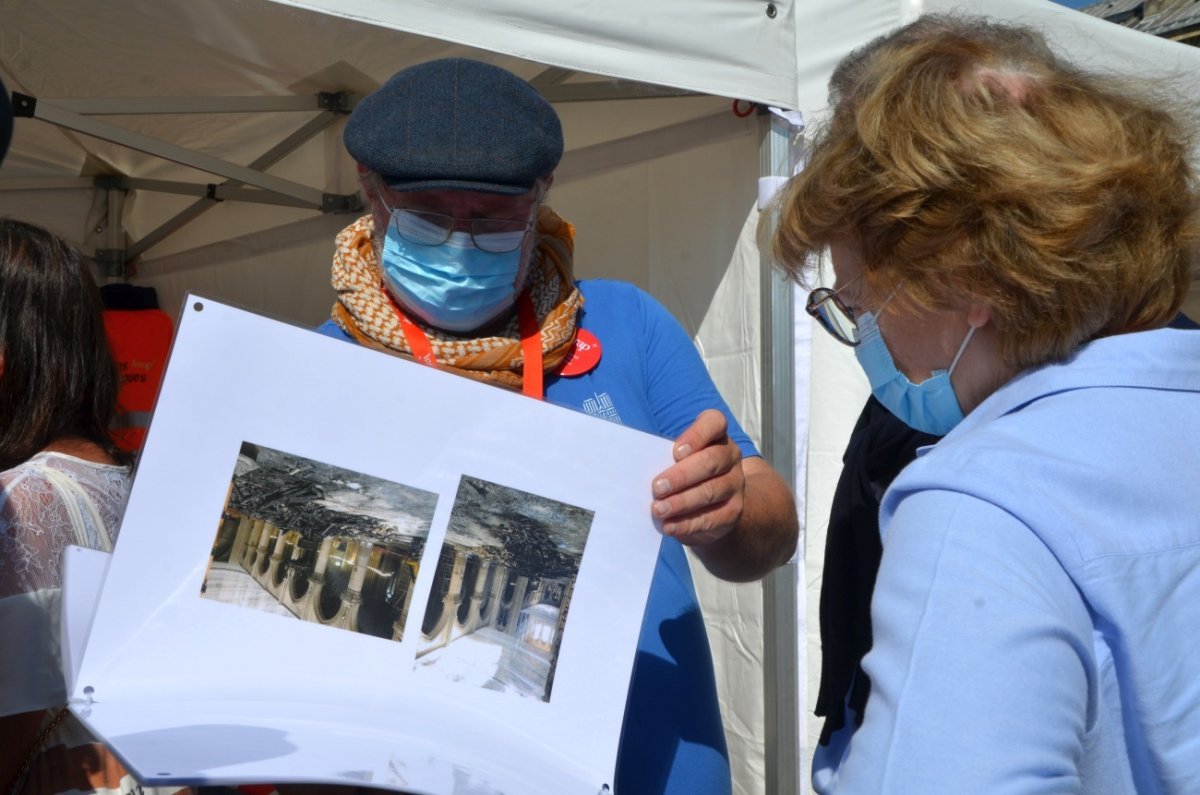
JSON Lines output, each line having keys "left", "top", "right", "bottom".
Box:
{"left": 318, "top": 57, "right": 798, "bottom": 795}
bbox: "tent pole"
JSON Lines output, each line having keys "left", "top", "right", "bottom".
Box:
{"left": 759, "top": 111, "right": 801, "bottom": 794}
{"left": 126, "top": 111, "right": 347, "bottom": 261}
{"left": 33, "top": 94, "right": 353, "bottom": 115}
{"left": 12, "top": 95, "right": 325, "bottom": 205}
{"left": 92, "top": 178, "right": 128, "bottom": 280}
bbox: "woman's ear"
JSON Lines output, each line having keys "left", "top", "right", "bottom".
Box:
{"left": 967, "top": 302, "right": 992, "bottom": 329}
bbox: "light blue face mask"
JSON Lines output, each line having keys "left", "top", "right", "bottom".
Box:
{"left": 380, "top": 211, "right": 526, "bottom": 333}
{"left": 854, "top": 309, "right": 977, "bottom": 436}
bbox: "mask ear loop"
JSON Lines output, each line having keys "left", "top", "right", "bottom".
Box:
{"left": 877, "top": 282, "right": 977, "bottom": 376}
{"left": 947, "top": 325, "right": 977, "bottom": 375}
{"left": 855, "top": 283, "right": 903, "bottom": 343}
{"left": 877, "top": 284, "right": 902, "bottom": 313}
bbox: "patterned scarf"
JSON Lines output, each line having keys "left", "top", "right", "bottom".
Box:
{"left": 330, "top": 206, "right": 583, "bottom": 391}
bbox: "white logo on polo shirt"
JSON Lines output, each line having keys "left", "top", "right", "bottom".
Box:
{"left": 582, "top": 392, "right": 622, "bottom": 425}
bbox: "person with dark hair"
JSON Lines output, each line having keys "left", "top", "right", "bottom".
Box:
{"left": 0, "top": 220, "right": 171, "bottom": 795}
{"left": 317, "top": 58, "right": 799, "bottom": 794}
{"left": 0, "top": 223, "right": 126, "bottom": 472}
{"left": 773, "top": 14, "right": 1200, "bottom": 794}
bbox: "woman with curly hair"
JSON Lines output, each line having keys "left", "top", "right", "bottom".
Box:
{"left": 773, "top": 15, "right": 1200, "bottom": 794}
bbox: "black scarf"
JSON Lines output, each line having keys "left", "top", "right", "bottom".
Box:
{"left": 815, "top": 396, "right": 940, "bottom": 745}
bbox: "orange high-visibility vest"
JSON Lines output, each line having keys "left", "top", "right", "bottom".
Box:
{"left": 103, "top": 308, "right": 173, "bottom": 452}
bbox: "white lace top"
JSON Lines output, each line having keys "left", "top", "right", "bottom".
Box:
{"left": 0, "top": 451, "right": 131, "bottom": 714}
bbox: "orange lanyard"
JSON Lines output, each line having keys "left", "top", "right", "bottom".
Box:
{"left": 385, "top": 286, "right": 544, "bottom": 400}
{"left": 516, "top": 293, "right": 544, "bottom": 400}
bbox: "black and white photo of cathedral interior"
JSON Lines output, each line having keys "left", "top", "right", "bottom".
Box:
{"left": 202, "top": 442, "right": 438, "bottom": 642}
{"left": 416, "top": 475, "right": 594, "bottom": 702}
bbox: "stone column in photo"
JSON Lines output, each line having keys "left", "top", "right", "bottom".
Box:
{"left": 481, "top": 565, "right": 508, "bottom": 628}
{"left": 439, "top": 551, "right": 468, "bottom": 646}
{"left": 391, "top": 561, "right": 417, "bottom": 642}
{"left": 506, "top": 575, "right": 529, "bottom": 636}
{"left": 552, "top": 580, "right": 574, "bottom": 651}
{"left": 242, "top": 517, "right": 265, "bottom": 571}
{"left": 332, "top": 540, "right": 372, "bottom": 633}
{"left": 463, "top": 559, "right": 493, "bottom": 633}
{"left": 279, "top": 538, "right": 309, "bottom": 617}
{"left": 304, "top": 535, "right": 335, "bottom": 622}
{"left": 251, "top": 521, "right": 275, "bottom": 585}
{"left": 230, "top": 514, "right": 253, "bottom": 567}
{"left": 263, "top": 527, "right": 290, "bottom": 597}
{"left": 419, "top": 549, "right": 468, "bottom": 649}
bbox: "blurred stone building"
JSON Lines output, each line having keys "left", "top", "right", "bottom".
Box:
{"left": 1080, "top": 0, "right": 1200, "bottom": 46}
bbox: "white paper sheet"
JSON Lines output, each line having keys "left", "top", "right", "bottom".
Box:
{"left": 68, "top": 296, "right": 669, "bottom": 795}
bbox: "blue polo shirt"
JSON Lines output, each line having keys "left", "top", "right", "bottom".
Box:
{"left": 319, "top": 278, "right": 753, "bottom": 795}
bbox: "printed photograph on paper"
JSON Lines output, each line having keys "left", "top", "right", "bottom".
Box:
{"left": 415, "top": 475, "right": 594, "bottom": 702}
{"left": 202, "top": 442, "right": 438, "bottom": 642}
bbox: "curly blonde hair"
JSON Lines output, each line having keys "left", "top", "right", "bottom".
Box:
{"left": 772, "top": 14, "right": 1200, "bottom": 371}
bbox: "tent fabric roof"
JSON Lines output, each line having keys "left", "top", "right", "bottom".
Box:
{"left": 0, "top": 0, "right": 795, "bottom": 273}
{"left": 265, "top": 0, "right": 803, "bottom": 108}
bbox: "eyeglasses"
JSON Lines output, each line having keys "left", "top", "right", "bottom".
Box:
{"left": 807, "top": 278, "right": 903, "bottom": 346}
{"left": 806, "top": 279, "right": 861, "bottom": 347}
{"left": 384, "top": 205, "right": 536, "bottom": 254}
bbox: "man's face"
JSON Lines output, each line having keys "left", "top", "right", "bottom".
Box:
{"left": 367, "top": 182, "right": 544, "bottom": 333}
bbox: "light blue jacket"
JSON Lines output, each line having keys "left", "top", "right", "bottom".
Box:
{"left": 816, "top": 328, "right": 1200, "bottom": 794}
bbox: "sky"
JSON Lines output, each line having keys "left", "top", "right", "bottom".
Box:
{"left": 1052, "top": 0, "right": 1097, "bottom": 8}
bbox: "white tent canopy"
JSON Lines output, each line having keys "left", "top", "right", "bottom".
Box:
{"left": 2, "top": 0, "right": 1198, "bottom": 792}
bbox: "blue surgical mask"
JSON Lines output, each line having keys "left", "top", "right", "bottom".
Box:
{"left": 854, "top": 310, "right": 976, "bottom": 435}
{"left": 380, "top": 213, "right": 525, "bottom": 333}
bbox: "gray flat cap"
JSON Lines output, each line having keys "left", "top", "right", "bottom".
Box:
{"left": 345, "top": 58, "right": 563, "bottom": 195}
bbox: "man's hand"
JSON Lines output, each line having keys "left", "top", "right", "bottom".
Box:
{"left": 652, "top": 409, "right": 745, "bottom": 546}
{"left": 651, "top": 409, "right": 799, "bottom": 582}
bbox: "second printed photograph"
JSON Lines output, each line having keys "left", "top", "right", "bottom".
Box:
{"left": 416, "top": 475, "right": 595, "bottom": 702}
